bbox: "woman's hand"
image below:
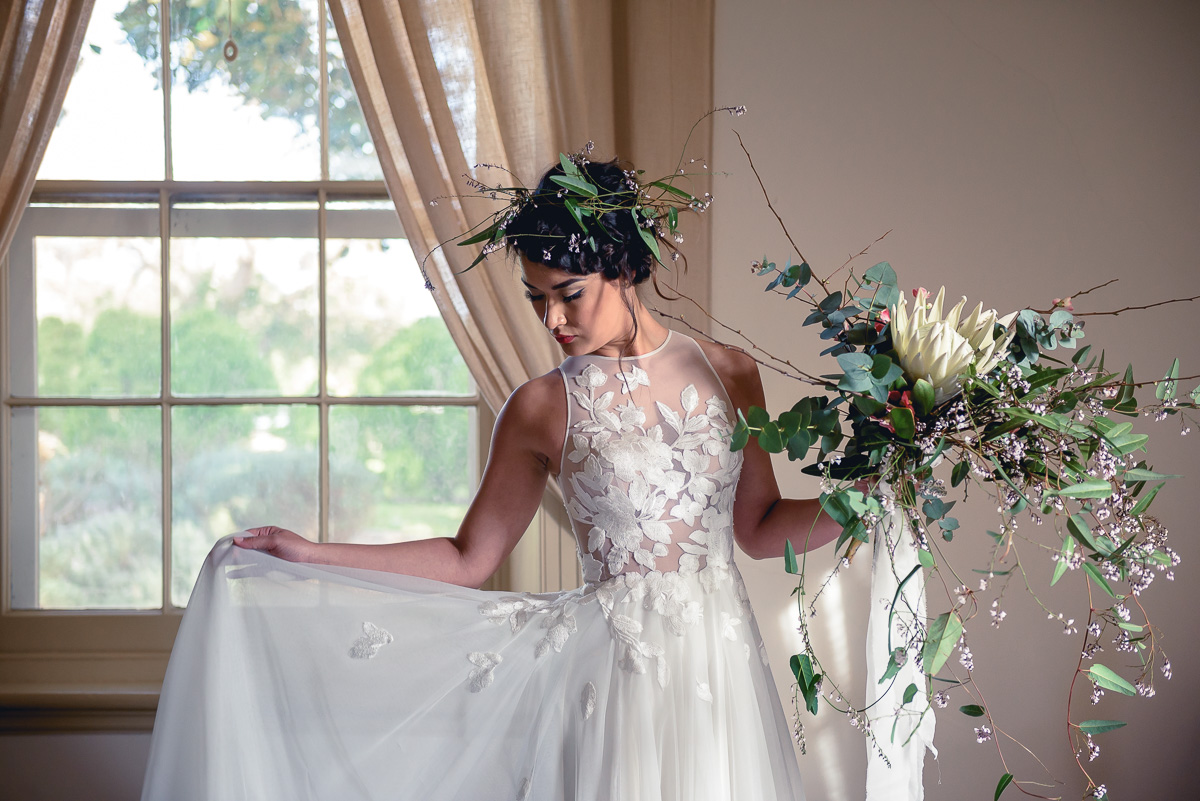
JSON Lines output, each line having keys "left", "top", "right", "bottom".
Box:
{"left": 233, "top": 526, "right": 316, "bottom": 563}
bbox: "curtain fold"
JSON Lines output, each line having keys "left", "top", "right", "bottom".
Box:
{"left": 329, "top": 0, "right": 713, "bottom": 591}
{"left": 0, "top": 0, "right": 95, "bottom": 262}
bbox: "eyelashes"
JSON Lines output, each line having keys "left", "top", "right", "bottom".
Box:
{"left": 524, "top": 290, "right": 585, "bottom": 303}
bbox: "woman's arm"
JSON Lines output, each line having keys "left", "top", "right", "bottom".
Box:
{"left": 236, "top": 372, "right": 564, "bottom": 588}
{"left": 700, "top": 342, "right": 848, "bottom": 560}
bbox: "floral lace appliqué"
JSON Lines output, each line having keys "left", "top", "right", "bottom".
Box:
{"left": 348, "top": 621, "right": 393, "bottom": 659}
{"left": 467, "top": 651, "right": 502, "bottom": 692}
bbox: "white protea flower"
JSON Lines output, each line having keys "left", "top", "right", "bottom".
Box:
{"left": 890, "top": 287, "right": 1017, "bottom": 405}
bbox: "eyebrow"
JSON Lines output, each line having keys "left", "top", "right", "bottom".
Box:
{"left": 521, "top": 277, "right": 585, "bottom": 291}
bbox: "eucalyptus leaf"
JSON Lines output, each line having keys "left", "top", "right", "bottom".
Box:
{"left": 759, "top": 421, "right": 785, "bottom": 453}
{"left": 994, "top": 773, "right": 1014, "bottom": 801}
{"left": 918, "top": 549, "right": 935, "bottom": 569}
{"left": 879, "top": 648, "right": 905, "bottom": 684}
{"left": 648, "top": 180, "right": 696, "bottom": 201}
{"left": 1078, "top": 719, "right": 1127, "bottom": 735}
{"left": 890, "top": 406, "right": 916, "bottom": 441}
{"left": 1083, "top": 563, "right": 1118, "bottom": 598}
{"left": 1051, "top": 534, "right": 1072, "bottom": 586}
{"left": 1122, "top": 468, "right": 1180, "bottom": 482}
{"left": 786, "top": 429, "right": 813, "bottom": 461}
{"left": 731, "top": 411, "right": 750, "bottom": 452}
{"left": 1067, "top": 514, "right": 1100, "bottom": 552}
{"left": 959, "top": 704, "right": 986, "bottom": 717}
{"left": 951, "top": 460, "right": 969, "bottom": 488}
{"left": 1129, "top": 482, "right": 1164, "bottom": 516}
{"left": 559, "top": 152, "right": 581, "bottom": 177}
{"left": 633, "top": 213, "right": 662, "bottom": 262}
{"left": 1048, "top": 478, "right": 1112, "bottom": 499}
{"left": 902, "top": 683, "right": 918, "bottom": 705}
{"left": 921, "top": 611, "right": 963, "bottom": 677}
{"left": 784, "top": 539, "right": 799, "bottom": 575}
{"left": 549, "top": 174, "right": 599, "bottom": 196}
{"left": 1155, "top": 358, "right": 1180, "bottom": 400}
{"left": 912, "top": 379, "right": 935, "bottom": 417}
{"left": 747, "top": 406, "right": 770, "bottom": 428}
{"left": 456, "top": 222, "right": 502, "bottom": 247}
{"left": 1088, "top": 664, "right": 1136, "bottom": 696}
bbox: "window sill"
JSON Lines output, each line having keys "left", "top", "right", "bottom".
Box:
{"left": 0, "top": 685, "right": 159, "bottom": 732}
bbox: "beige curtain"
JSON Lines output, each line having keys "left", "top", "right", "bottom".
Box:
{"left": 329, "top": 0, "right": 714, "bottom": 413}
{"left": 0, "top": 0, "right": 94, "bottom": 261}
{"left": 329, "top": 0, "right": 713, "bottom": 590}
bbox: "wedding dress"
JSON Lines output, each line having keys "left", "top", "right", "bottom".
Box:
{"left": 141, "top": 330, "right": 806, "bottom": 801}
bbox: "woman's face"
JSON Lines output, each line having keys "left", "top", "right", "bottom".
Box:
{"left": 520, "top": 258, "right": 633, "bottom": 357}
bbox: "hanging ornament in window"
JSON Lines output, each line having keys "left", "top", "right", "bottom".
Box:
{"left": 223, "top": 0, "right": 238, "bottom": 62}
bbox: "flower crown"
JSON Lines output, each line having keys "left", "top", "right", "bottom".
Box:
{"left": 438, "top": 107, "right": 747, "bottom": 273}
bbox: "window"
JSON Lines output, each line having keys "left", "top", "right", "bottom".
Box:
{"left": 1, "top": 0, "right": 486, "bottom": 724}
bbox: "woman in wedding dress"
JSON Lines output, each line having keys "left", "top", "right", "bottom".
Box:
{"left": 141, "top": 157, "right": 847, "bottom": 801}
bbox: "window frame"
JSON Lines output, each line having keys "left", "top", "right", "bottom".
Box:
{"left": 0, "top": 179, "right": 497, "bottom": 731}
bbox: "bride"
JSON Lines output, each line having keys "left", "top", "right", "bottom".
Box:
{"left": 142, "top": 154, "right": 848, "bottom": 801}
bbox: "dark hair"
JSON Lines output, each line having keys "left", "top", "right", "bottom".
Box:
{"left": 504, "top": 158, "right": 657, "bottom": 285}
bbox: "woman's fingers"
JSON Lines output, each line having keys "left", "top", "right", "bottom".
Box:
{"left": 233, "top": 532, "right": 270, "bottom": 549}
{"left": 234, "top": 527, "right": 285, "bottom": 549}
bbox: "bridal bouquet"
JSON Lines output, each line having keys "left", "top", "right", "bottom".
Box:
{"left": 730, "top": 255, "right": 1196, "bottom": 800}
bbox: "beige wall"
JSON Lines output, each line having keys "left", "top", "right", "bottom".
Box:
{"left": 715, "top": 2, "right": 1199, "bottom": 800}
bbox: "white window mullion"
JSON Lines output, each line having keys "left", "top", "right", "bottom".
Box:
{"left": 318, "top": 189, "right": 330, "bottom": 544}
{"left": 159, "top": 189, "right": 173, "bottom": 610}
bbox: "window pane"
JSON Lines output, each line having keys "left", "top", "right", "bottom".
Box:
{"left": 171, "top": 404, "right": 318, "bottom": 606}
{"left": 171, "top": 230, "right": 318, "bottom": 397}
{"left": 327, "top": 11, "right": 383, "bottom": 181}
{"left": 33, "top": 406, "right": 163, "bottom": 610}
{"left": 169, "top": 0, "right": 320, "bottom": 180}
{"left": 329, "top": 405, "right": 473, "bottom": 544}
{"left": 35, "top": 235, "right": 161, "bottom": 397}
{"left": 326, "top": 239, "right": 471, "bottom": 396}
{"left": 37, "top": 0, "right": 165, "bottom": 180}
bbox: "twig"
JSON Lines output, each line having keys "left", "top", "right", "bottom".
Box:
{"left": 827, "top": 229, "right": 893, "bottom": 285}
{"left": 1030, "top": 279, "right": 1119, "bottom": 314}
{"left": 647, "top": 277, "right": 828, "bottom": 383}
{"left": 649, "top": 306, "right": 824, "bottom": 386}
{"left": 734, "top": 131, "right": 830, "bottom": 295}
{"left": 1072, "top": 294, "right": 1200, "bottom": 317}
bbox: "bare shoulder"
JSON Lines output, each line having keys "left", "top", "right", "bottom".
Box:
{"left": 495, "top": 368, "right": 567, "bottom": 474}
{"left": 695, "top": 338, "right": 763, "bottom": 408}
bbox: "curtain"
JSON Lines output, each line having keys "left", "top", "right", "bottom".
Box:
{"left": 0, "top": 0, "right": 95, "bottom": 262}
{"left": 329, "top": 0, "right": 713, "bottom": 590}
{"left": 328, "top": 0, "right": 713, "bottom": 412}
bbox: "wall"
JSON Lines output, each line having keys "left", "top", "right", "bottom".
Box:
{"left": 714, "top": 2, "right": 1199, "bottom": 800}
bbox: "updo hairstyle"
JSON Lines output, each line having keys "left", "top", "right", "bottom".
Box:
{"left": 504, "top": 158, "right": 657, "bottom": 285}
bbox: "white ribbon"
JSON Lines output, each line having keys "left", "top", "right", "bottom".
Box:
{"left": 864, "top": 485, "right": 937, "bottom": 801}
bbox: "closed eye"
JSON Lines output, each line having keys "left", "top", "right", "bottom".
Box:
{"left": 524, "top": 290, "right": 544, "bottom": 301}
{"left": 564, "top": 290, "right": 584, "bottom": 303}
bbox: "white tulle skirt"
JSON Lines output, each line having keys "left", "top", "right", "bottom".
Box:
{"left": 141, "top": 537, "right": 805, "bottom": 801}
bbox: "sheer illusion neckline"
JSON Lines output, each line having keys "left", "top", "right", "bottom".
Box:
{"left": 583, "top": 329, "right": 674, "bottom": 361}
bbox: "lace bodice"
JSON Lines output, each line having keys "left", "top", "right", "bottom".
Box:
{"left": 556, "top": 331, "right": 744, "bottom": 586}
